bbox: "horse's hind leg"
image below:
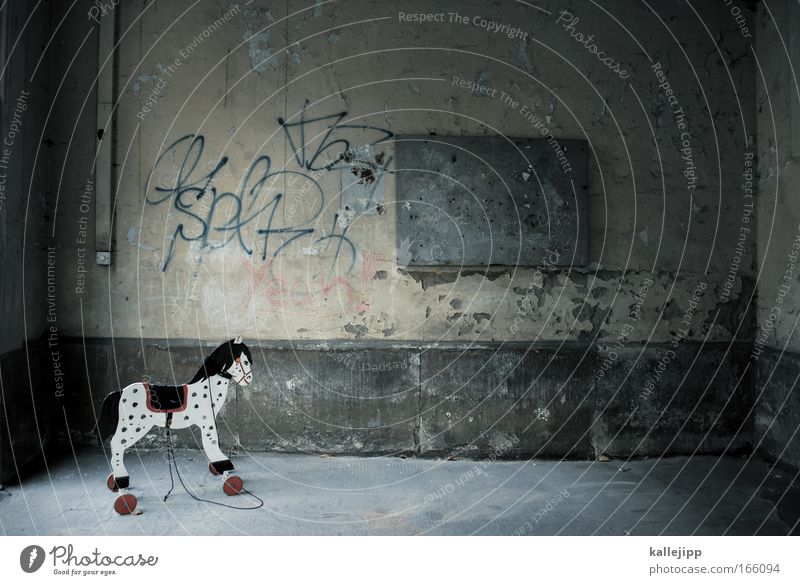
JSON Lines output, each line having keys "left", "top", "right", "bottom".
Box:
{"left": 108, "top": 386, "right": 157, "bottom": 490}
{"left": 108, "top": 428, "right": 130, "bottom": 490}
{"left": 109, "top": 422, "right": 138, "bottom": 515}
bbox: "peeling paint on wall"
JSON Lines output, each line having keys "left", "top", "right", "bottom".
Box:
{"left": 517, "top": 38, "right": 537, "bottom": 76}
{"left": 126, "top": 227, "right": 157, "bottom": 251}
{"left": 131, "top": 64, "right": 167, "bottom": 93}
{"left": 245, "top": 29, "right": 279, "bottom": 72}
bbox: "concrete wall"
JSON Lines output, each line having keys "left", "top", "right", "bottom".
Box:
{"left": 37, "top": 0, "right": 759, "bottom": 460}
{"left": 0, "top": 2, "right": 51, "bottom": 355}
{"left": 5, "top": 0, "right": 785, "bottom": 476}
{"left": 55, "top": 0, "right": 756, "bottom": 346}
{"left": 754, "top": 0, "right": 800, "bottom": 469}
{"left": 61, "top": 337, "right": 754, "bottom": 459}
{"left": 0, "top": 0, "right": 60, "bottom": 483}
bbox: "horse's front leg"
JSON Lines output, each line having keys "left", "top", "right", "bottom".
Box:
{"left": 199, "top": 420, "right": 244, "bottom": 495}
{"left": 199, "top": 421, "right": 233, "bottom": 475}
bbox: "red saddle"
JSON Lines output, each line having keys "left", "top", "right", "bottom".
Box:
{"left": 145, "top": 383, "right": 189, "bottom": 413}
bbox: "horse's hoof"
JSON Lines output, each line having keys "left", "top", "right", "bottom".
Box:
{"left": 223, "top": 476, "right": 243, "bottom": 496}
{"left": 113, "top": 494, "right": 138, "bottom": 515}
{"left": 209, "top": 460, "right": 234, "bottom": 476}
{"left": 107, "top": 474, "right": 129, "bottom": 491}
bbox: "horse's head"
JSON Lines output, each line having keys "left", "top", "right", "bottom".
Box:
{"left": 225, "top": 337, "right": 253, "bottom": 386}
{"left": 190, "top": 336, "right": 254, "bottom": 386}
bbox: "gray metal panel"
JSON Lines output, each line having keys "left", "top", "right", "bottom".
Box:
{"left": 395, "top": 135, "right": 588, "bottom": 267}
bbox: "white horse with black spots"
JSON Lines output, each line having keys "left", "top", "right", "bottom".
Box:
{"left": 97, "top": 338, "right": 253, "bottom": 514}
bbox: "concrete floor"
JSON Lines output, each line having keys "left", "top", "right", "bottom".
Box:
{"left": 0, "top": 450, "right": 798, "bottom": 535}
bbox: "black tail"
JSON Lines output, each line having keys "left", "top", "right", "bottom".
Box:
{"left": 97, "top": 391, "right": 121, "bottom": 443}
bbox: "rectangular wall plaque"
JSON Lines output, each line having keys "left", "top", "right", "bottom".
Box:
{"left": 395, "top": 135, "right": 589, "bottom": 267}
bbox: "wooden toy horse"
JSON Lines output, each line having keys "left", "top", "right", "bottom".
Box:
{"left": 97, "top": 338, "right": 253, "bottom": 515}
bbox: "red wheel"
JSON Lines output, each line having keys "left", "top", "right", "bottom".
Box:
{"left": 223, "top": 476, "right": 244, "bottom": 496}
{"left": 113, "top": 494, "right": 137, "bottom": 515}
{"left": 106, "top": 474, "right": 118, "bottom": 492}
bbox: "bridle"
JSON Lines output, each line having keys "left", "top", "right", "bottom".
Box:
{"left": 232, "top": 357, "right": 252, "bottom": 385}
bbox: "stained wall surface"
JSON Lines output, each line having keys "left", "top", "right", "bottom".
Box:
{"left": 754, "top": 0, "right": 800, "bottom": 469}
{"left": 0, "top": 0, "right": 60, "bottom": 483}
{"left": 50, "top": 0, "right": 756, "bottom": 347}
{"left": 5, "top": 0, "right": 784, "bottom": 470}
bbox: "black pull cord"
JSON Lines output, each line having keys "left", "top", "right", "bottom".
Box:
{"left": 163, "top": 424, "right": 176, "bottom": 502}
{"left": 162, "top": 422, "right": 264, "bottom": 510}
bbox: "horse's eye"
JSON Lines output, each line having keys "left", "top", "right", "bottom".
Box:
{"left": 244, "top": 360, "right": 249, "bottom": 365}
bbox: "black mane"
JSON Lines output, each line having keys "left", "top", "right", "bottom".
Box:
{"left": 189, "top": 339, "right": 252, "bottom": 383}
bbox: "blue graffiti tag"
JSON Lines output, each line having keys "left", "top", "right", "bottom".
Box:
{"left": 278, "top": 108, "right": 394, "bottom": 172}
{"left": 144, "top": 111, "right": 393, "bottom": 273}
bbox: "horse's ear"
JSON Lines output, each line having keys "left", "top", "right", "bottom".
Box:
{"left": 234, "top": 336, "right": 242, "bottom": 344}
